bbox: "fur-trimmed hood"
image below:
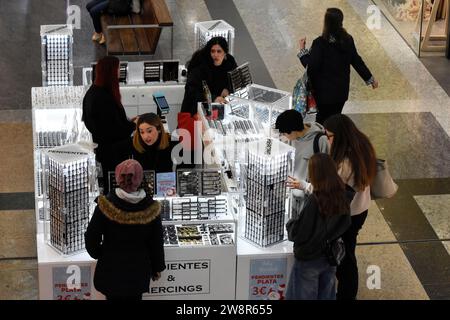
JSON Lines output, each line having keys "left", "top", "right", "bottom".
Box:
{"left": 98, "top": 195, "right": 161, "bottom": 225}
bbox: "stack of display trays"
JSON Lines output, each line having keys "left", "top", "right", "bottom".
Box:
{"left": 165, "top": 196, "right": 228, "bottom": 221}
{"left": 244, "top": 138, "right": 294, "bottom": 247}
{"left": 171, "top": 197, "right": 227, "bottom": 221}
{"left": 206, "top": 118, "right": 262, "bottom": 144}
{"left": 157, "top": 194, "right": 234, "bottom": 247}
{"left": 163, "top": 223, "right": 235, "bottom": 247}
{"left": 176, "top": 169, "right": 222, "bottom": 197}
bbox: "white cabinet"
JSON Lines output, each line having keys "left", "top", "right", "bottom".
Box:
{"left": 120, "top": 85, "right": 185, "bottom": 134}
{"left": 120, "top": 88, "right": 139, "bottom": 106}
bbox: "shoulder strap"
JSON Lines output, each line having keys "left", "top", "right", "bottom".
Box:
{"left": 313, "top": 132, "right": 325, "bottom": 154}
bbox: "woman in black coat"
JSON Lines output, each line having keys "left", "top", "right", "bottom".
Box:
{"left": 85, "top": 159, "right": 165, "bottom": 300}
{"left": 82, "top": 56, "right": 135, "bottom": 194}
{"left": 131, "top": 113, "right": 174, "bottom": 173}
{"left": 181, "top": 36, "right": 238, "bottom": 115}
{"left": 298, "top": 8, "right": 378, "bottom": 124}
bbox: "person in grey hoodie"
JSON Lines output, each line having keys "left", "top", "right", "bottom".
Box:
{"left": 285, "top": 153, "right": 353, "bottom": 300}
{"left": 275, "top": 109, "right": 329, "bottom": 216}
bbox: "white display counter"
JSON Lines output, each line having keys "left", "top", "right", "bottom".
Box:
{"left": 146, "top": 245, "right": 236, "bottom": 300}
{"left": 37, "top": 233, "right": 236, "bottom": 300}
{"left": 33, "top": 79, "right": 298, "bottom": 301}
{"left": 37, "top": 233, "right": 102, "bottom": 300}
{"left": 235, "top": 215, "right": 295, "bottom": 300}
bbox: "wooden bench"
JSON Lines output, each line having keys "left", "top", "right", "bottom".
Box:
{"left": 101, "top": 0, "right": 173, "bottom": 56}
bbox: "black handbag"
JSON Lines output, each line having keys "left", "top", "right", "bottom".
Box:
{"left": 323, "top": 217, "right": 346, "bottom": 266}
{"left": 108, "top": 0, "right": 132, "bottom": 15}
{"left": 324, "top": 237, "right": 345, "bottom": 267}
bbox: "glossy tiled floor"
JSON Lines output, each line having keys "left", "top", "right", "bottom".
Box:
{"left": 0, "top": 0, "right": 449, "bottom": 300}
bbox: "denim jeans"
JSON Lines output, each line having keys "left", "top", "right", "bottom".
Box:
{"left": 286, "top": 257, "right": 337, "bottom": 300}
{"left": 86, "top": 0, "right": 109, "bottom": 33}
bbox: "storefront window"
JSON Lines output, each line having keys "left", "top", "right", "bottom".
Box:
{"left": 373, "top": 0, "right": 449, "bottom": 57}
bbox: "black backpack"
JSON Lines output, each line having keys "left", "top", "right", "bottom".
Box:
{"left": 313, "top": 132, "right": 326, "bottom": 154}
{"left": 108, "top": 0, "right": 132, "bottom": 15}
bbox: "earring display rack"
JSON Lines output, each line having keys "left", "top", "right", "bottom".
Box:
{"left": 40, "top": 24, "right": 73, "bottom": 87}
{"left": 176, "top": 169, "right": 222, "bottom": 197}
{"left": 163, "top": 196, "right": 228, "bottom": 221}
{"left": 43, "top": 144, "right": 96, "bottom": 255}
{"left": 156, "top": 194, "right": 236, "bottom": 248}
{"left": 194, "top": 20, "right": 235, "bottom": 54}
{"left": 163, "top": 223, "right": 235, "bottom": 247}
{"left": 244, "top": 138, "right": 295, "bottom": 247}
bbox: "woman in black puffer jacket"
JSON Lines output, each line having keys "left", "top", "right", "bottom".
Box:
{"left": 85, "top": 159, "right": 165, "bottom": 300}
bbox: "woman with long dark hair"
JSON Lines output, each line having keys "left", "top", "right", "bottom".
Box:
{"left": 286, "top": 153, "right": 353, "bottom": 300}
{"left": 323, "top": 114, "right": 377, "bottom": 300}
{"left": 298, "top": 8, "right": 378, "bottom": 124}
{"left": 82, "top": 56, "right": 135, "bottom": 194}
{"left": 181, "top": 36, "right": 238, "bottom": 115}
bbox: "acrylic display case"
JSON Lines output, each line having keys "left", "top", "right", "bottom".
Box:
{"left": 194, "top": 20, "right": 235, "bottom": 54}
{"left": 40, "top": 24, "right": 74, "bottom": 86}
{"left": 31, "top": 86, "right": 93, "bottom": 234}
{"left": 199, "top": 84, "right": 291, "bottom": 194}
{"left": 155, "top": 194, "right": 237, "bottom": 248}
{"left": 228, "top": 84, "right": 292, "bottom": 137}
{"left": 41, "top": 144, "right": 97, "bottom": 255}
{"left": 198, "top": 103, "right": 264, "bottom": 195}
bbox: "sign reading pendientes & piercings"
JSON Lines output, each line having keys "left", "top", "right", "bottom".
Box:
{"left": 147, "top": 260, "right": 211, "bottom": 296}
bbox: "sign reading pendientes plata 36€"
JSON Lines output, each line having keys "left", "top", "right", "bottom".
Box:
{"left": 52, "top": 265, "right": 92, "bottom": 300}
{"left": 147, "top": 260, "right": 211, "bottom": 296}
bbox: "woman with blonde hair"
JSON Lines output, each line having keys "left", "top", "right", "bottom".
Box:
{"left": 131, "top": 113, "right": 174, "bottom": 172}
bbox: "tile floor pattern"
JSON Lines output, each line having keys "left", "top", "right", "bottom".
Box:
{"left": 0, "top": 259, "right": 38, "bottom": 300}
{"left": 356, "top": 244, "right": 429, "bottom": 300}
{"left": 0, "top": 123, "right": 34, "bottom": 193}
{"left": 0, "top": 0, "right": 449, "bottom": 299}
{"left": 414, "top": 195, "right": 450, "bottom": 255}
{"left": 233, "top": 0, "right": 418, "bottom": 100}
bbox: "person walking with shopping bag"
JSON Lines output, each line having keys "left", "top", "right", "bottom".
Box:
{"left": 298, "top": 8, "right": 379, "bottom": 124}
